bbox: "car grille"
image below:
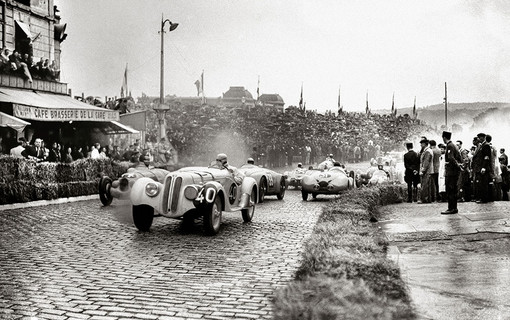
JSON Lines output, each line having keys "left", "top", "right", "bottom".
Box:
{"left": 170, "top": 177, "right": 182, "bottom": 212}
{"left": 319, "top": 181, "right": 329, "bottom": 189}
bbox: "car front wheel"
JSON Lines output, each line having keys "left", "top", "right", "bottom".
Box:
{"left": 276, "top": 177, "right": 286, "bottom": 200}
{"left": 99, "top": 176, "right": 113, "bottom": 206}
{"left": 259, "top": 177, "right": 268, "bottom": 203}
{"left": 242, "top": 187, "right": 257, "bottom": 222}
{"left": 203, "top": 197, "right": 222, "bottom": 235}
{"left": 132, "top": 205, "right": 154, "bottom": 232}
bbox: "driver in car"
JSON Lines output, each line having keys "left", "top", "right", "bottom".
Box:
{"left": 216, "top": 153, "right": 245, "bottom": 185}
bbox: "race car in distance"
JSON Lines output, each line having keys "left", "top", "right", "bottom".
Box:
{"left": 355, "top": 155, "right": 403, "bottom": 186}
{"left": 129, "top": 165, "right": 258, "bottom": 235}
{"left": 98, "top": 164, "right": 170, "bottom": 206}
{"left": 238, "top": 164, "right": 286, "bottom": 202}
{"left": 301, "top": 166, "right": 356, "bottom": 201}
{"left": 284, "top": 167, "right": 307, "bottom": 189}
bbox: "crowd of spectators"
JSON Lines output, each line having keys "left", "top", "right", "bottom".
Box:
{"left": 0, "top": 47, "right": 60, "bottom": 83}
{"left": 155, "top": 103, "right": 434, "bottom": 167}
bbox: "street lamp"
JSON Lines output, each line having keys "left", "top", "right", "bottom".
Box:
{"left": 154, "top": 14, "right": 179, "bottom": 141}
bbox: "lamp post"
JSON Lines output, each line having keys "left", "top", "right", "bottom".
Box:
{"left": 154, "top": 14, "right": 178, "bottom": 141}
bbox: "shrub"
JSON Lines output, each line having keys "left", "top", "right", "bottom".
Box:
{"left": 273, "top": 184, "right": 415, "bottom": 319}
{"left": 0, "top": 157, "right": 130, "bottom": 204}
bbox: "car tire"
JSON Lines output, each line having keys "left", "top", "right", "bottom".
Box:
{"left": 132, "top": 205, "right": 154, "bottom": 232}
{"left": 301, "top": 190, "right": 308, "bottom": 201}
{"left": 203, "top": 197, "right": 222, "bottom": 235}
{"left": 242, "top": 187, "right": 257, "bottom": 222}
{"left": 99, "top": 176, "right": 113, "bottom": 206}
{"left": 276, "top": 177, "right": 286, "bottom": 200}
{"left": 259, "top": 177, "right": 268, "bottom": 203}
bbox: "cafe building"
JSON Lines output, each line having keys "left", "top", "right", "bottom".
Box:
{"left": 0, "top": 0, "right": 137, "bottom": 153}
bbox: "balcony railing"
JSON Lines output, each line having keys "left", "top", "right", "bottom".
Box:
{"left": 0, "top": 74, "right": 68, "bottom": 95}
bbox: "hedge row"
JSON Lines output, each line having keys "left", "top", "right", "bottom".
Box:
{"left": 273, "top": 185, "right": 416, "bottom": 320}
{"left": 0, "top": 157, "right": 130, "bottom": 204}
{"left": 0, "top": 156, "right": 129, "bottom": 184}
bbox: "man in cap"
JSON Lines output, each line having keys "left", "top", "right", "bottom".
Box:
{"left": 403, "top": 142, "right": 420, "bottom": 203}
{"left": 216, "top": 153, "right": 244, "bottom": 185}
{"left": 419, "top": 138, "right": 435, "bottom": 203}
{"left": 441, "top": 131, "right": 462, "bottom": 214}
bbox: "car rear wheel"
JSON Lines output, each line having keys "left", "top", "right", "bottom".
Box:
{"left": 276, "top": 177, "right": 286, "bottom": 200}
{"left": 99, "top": 176, "right": 113, "bottom": 206}
{"left": 203, "top": 197, "right": 222, "bottom": 235}
{"left": 242, "top": 187, "right": 257, "bottom": 222}
{"left": 132, "top": 205, "right": 154, "bottom": 232}
{"left": 301, "top": 190, "right": 308, "bottom": 201}
{"left": 259, "top": 177, "right": 268, "bottom": 203}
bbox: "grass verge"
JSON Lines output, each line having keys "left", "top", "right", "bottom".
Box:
{"left": 273, "top": 185, "right": 416, "bottom": 320}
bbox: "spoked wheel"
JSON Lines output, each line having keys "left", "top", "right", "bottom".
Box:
{"left": 276, "top": 177, "right": 286, "bottom": 200}
{"left": 132, "top": 205, "right": 154, "bottom": 232}
{"left": 259, "top": 177, "right": 268, "bottom": 203}
{"left": 242, "top": 187, "right": 257, "bottom": 222}
{"left": 301, "top": 190, "right": 308, "bottom": 201}
{"left": 99, "top": 176, "right": 113, "bottom": 206}
{"left": 203, "top": 197, "right": 222, "bottom": 235}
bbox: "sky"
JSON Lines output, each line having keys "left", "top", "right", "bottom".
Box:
{"left": 55, "top": 0, "right": 510, "bottom": 113}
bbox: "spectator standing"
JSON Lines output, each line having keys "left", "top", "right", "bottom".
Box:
{"left": 419, "top": 138, "right": 435, "bottom": 203}
{"left": 438, "top": 143, "right": 446, "bottom": 201}
{"left": 48, "top": 142, "right": 61, "bottom": 162}
{"left": 72, "top": 147, "right": 84, "bottom": 160}
{"left": 500, "top": 158, "right": 510, "bottom": 201}
{"left": 500, "top": 148, "right": 508, "bottom": 166}
{"left": 10, "top": 137, "right": 26, "bottom": 158}
{"left": 474, "top": 133, "right": 492, "bottom": 203}
{"left": 441, "top": 131, "right": 461, "bottom": 214}
{"left": 456, "top": 140, "right": 472, "bottom": 202}
{"left": 430, "top": 140, "right": 441, "bottom": 202}
{"left": 21, "top": 138, "right": 44, "bottom": 161}
{"left": 403, "top": 142, "right": 420, "bottom": 203}
{"left": 90, "top": 143, "right": 101, "bottom": 159}
{"left": 64, "top": 147, "right": 73, "bottom": 163}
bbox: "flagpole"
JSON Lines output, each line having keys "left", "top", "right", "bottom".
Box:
{"left": 257, "top": 75, "right": 260, "bottom": 101}
{"left": 444, "top": 82, "right": 448, "bottom": 128}
{"left": 201, "top": 70, "right": 205, "bottom": 105}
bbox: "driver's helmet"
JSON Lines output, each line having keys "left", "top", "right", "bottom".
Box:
{"left": 247, "top": 157, "right": 255, "bottom": 164}
{"left": 329, "top": 154, "right": 334, "bottom": 158}
{"left": 216, "top": 153, "right": 228, "bottom": 165}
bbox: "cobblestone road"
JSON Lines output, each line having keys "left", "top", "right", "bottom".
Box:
{"left": 0, "top": 191, "right": 326, "bottom": 320}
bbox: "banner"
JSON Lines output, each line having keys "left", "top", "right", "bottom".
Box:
{"left": 13, "top": 104, "right": 119, "bottom": 122}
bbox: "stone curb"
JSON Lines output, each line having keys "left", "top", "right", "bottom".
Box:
{"left": 0, "top": 194, "right": 99, "bottom": 211}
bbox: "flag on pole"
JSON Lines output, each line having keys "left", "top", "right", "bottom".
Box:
{"left": 413, "top": 96, "right": 417, "bottom": 119}
{"left": 194, "top": 80, "right": 201, "bottom": 96}
{"left": 299, "top": 83, "right": 303, "bottom": 109}
{"left": 194, "top": 70, "right": 204, "bottom": 97}
{"left": 120, "top": 63, "right": 128, "bottom": 98}
{"left": 337, "top": 85, "right": 342, "bottom": 114}
{"left": 365, "top": 91, "right": 369, "bottom": 115}
{"left": 257, "top": 75, "right": 260, "bottom": 100}
{"left": 391, "top": 92, "right": 395, "bottom": 116}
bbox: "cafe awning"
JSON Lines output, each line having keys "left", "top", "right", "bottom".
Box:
{"left": 0, "top": 88, "right": 119, "bottom": 122}
{"left": 0, "top": 111, "right": 30, "bottom": 132}
{"left": 103, "top": 121, "right": 139, "bottom": 134}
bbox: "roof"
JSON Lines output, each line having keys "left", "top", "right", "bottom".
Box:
{"left": 259, "top": 94, "right": 284, "bottom": 104}
{"left": 223, "top": 86, "right": 254, "bottom": 99}
{"left": 0, "top": 87, "right": 119, "bottom": 122}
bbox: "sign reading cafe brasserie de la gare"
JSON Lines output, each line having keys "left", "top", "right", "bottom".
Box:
{"left": 13, "top": 104, "right": 120, "bottom": 122}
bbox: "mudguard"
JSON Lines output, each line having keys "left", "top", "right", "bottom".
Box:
{"left": 130, "top": 177, "right": 165, "bottom": 213}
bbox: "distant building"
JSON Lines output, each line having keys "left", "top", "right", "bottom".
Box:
{"left": 258, "top": 93, "right": 285, "bottom": 111}
{"left": 221, "top": 86, "right": 255, "bottom": 108}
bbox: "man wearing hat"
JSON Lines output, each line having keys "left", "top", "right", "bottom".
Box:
{"left": 216, "top": 153, "right": 244, "bottom": 185}
{"left": 404, "top": 142, "right": 420, "bottom": 203}
{"left": 472, "top": 133, "right": 492, "bottom": 203}
{"left": 419, "top": 138, "right": 435, "bottom": 203}
{"left": 441, "top": 131, "right": 462, "bottom": 214}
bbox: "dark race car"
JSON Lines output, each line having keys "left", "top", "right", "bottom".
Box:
{"left": 238, "top": 164, "right": 287, "bottom": 202}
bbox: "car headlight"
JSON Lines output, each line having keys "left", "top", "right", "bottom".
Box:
{"left": 145, "top": 182, "right": 159, "bottom": 197}
{"left": 184, "top": 186, "right": 199, "bottom": 200}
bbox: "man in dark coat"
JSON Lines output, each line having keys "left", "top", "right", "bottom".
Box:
{"left": 472, "top": 133, "right": 492, "bottom": 203}
{"left": 442, "top": 131, "right": 462, "bottom": 214}
{"left": 403, "top": 142, "right": 420, "bottom": 203}
{"left": 21, "top": 138, "right": 44, "bottom": 161}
